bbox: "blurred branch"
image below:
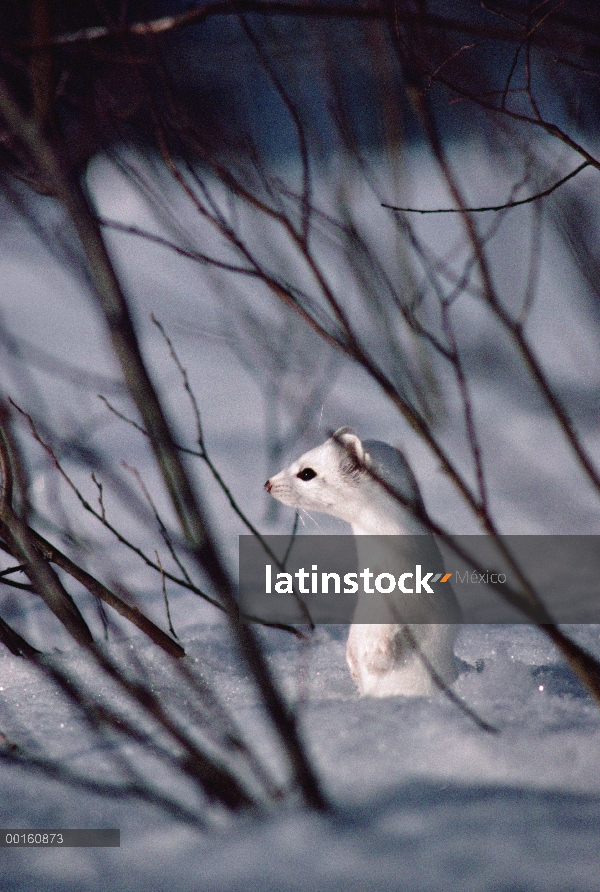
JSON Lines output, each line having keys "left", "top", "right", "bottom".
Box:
{"left": 0, "top": 77, "right": 327, "bottom": 811}
{"left": 28, "top": 0, "right": 53, "bottom": 125}
{"left": 0, "top": 742, "right": 211, "bottom": 828}
{"left": 99, "top": 218, "right": 257, "bottom": 276}
{"left": 17, "top": 3, "right": 532, "bottom": 50}
{"left": 433, "top": 71, "right": 600, "bottom": 173}
{"left": 13, "top": 394, "right": 303, "bottom": 637}
{"left": 0, "top": 615, "right": 40, "bottom": 657}
{"left": 29, "top": 524, "right": 185, "bottom": 657}
{"left": 389, "top": 29, "right": 600, "bottom": 503}
{"left": 1, "top": 402, "right": 184, "bottom": 656}
{"left": 0, "top": 413, "right": 94, "bottom": 646}
{"left": 0, "top": 417, "right": 299, "bottom": 820}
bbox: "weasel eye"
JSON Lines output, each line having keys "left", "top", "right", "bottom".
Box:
{"left": 297, "top": 467, "right": 317, "bottom": 481}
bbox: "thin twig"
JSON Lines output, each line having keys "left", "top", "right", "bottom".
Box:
{"left": 402, "top": 626, "right": 498, "bottom": 734}
{"left": 0, "top": 563, "right": 28, "bottom": 577}
{"left": 91, "top": 472, "right": 106, "bottom": 521}
{"left": 98, "top": 394, "right": 309, "bottom": 633}
{"left": 124, "top": 461, "right": 196, "bottom": 590}
{"left": 11, "top": 397, "right": 225, "bottom": 613}
{"left": 149, "top": 317, "right": 316, "bottom": 628}
{"left": 382, "top": 161, "right": 589, "bottom": 214}
{"left": 99, "top": 218, "right": 256, "bottom": 276}
{"left": 155, "top": 549, "right": 178, "bottom": 639}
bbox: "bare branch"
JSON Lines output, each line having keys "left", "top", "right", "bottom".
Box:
{"left": 382, "top": 161, "right": 590, "bottom": 214}
{"left": 16, "top": 3, "right": 531, "bottom": 51}
{"left": 155, "top": 549, "right": 179, "bottom": 640}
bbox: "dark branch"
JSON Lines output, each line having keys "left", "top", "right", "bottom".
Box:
{"left": 382, "top": 161, "right": 589, "bottom": 214}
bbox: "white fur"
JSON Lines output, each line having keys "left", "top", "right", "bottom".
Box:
{"left": 265, "top": 428, "right": 460, "bottom": 697}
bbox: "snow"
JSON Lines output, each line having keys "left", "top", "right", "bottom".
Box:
{"left": 1, "top": 146, "right": 600, "bottom": 889}
{"left": 2, "top": 626, "right": 600, "bottom": 890}
{"left": 2, "top": 625, "right": 600, "bottom": 891}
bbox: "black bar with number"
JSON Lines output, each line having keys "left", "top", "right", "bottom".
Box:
{"left": 0, "top": 830, "right": 120, "bottom": 847}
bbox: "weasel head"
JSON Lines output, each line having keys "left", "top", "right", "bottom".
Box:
{"left": 265, "top": 427, "right": 371, "bottom": 523}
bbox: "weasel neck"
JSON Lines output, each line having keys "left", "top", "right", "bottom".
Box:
{"left": 348, "top": 491, "right": 427, "bottom": 536}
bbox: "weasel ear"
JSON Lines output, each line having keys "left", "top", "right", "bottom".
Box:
{"left": 331, "top": 427, "right": 368, "bottom": 471}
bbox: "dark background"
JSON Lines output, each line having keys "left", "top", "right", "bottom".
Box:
{"left": 2, "top": 1, "right": 600, "bottom": 172}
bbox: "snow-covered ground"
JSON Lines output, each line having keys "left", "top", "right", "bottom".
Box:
{"left": 1, "top": 147, "right": 600, "bottom": 890}
{"left": 2, "top": 624, "right": 600, "bottom": 891}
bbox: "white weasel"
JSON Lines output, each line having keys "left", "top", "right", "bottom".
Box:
{"left": 265, "top": 428, "right": 460, "bottom": 697}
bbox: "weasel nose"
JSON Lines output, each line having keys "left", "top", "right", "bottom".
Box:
{"left": 265, "top": 479, "right": 272, "bottom": 493}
